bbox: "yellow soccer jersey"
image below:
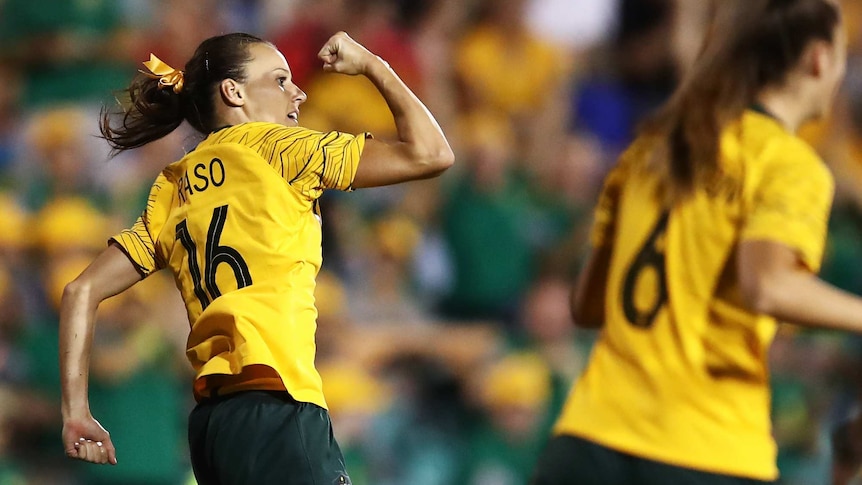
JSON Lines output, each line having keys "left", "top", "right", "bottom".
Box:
{"left": 111, "top": 122, "right": 367, "bottom": 407}
{"left": 554, "top": 110, "right": 834, "bottom": 481}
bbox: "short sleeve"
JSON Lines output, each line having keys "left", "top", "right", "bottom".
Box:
{"left": 271, "top": 128, "right": 369, "bottom": 199}
{"left": 741, "top": 143, "right": 834, "bottom": 272}
{"left": 109, "top": 174, "right": 170, "bottom": 277}
{"left": 111, "top": 216, "right": 157, "bottom": 276}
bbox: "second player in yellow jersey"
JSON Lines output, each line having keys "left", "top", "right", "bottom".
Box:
{"left": 533, "top": 1, "right": 862, "bottom": 484}
{"left": 554, "top": 110, "right": 833, "bottom": 481}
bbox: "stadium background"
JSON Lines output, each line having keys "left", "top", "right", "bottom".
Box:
{"left": 0, "top": 0, "right": 861, "bottom": 484}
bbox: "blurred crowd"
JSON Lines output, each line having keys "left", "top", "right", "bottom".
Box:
{"left": 0, "top": 0, "right": 862, "bottom": 484}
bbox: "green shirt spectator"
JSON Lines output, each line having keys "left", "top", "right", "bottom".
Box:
{"left": 0, "top": 0, "right": 138, "bottom": 108}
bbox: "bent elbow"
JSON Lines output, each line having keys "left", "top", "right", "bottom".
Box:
{"left": 423, "top": 145, "right": 454, "bottom": 177}
{"left": 62, "top": 279, "right": 82, "bottom": 302}
{"left": 740, "top": 277, "right": 781, "bottom": 316}
{"left": 61, "top": 277, "right": 93, "bottom": 309}
{"left": 439, "top": 145, "right": 455, "bottom": 169}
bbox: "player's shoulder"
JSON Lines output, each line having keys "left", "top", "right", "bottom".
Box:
{"left": 149, "top": 169, "right": 172, "bottom": 194}
{"left": 202, "top": 122, "right": 321, "bottom": 147}
{"left": 622, "top": 135, "right": 656, "bottom": 162}
{"left": 738, "top": 114, "right": 833, "bottom": 195}
{"left": 612, "top": 133, "right": 659, "bottom": 179}
{"left": 739, "top": 111, "right": 823, "bottom": 167}
{"left": 237, "top": 122, "right": 319, "bottom": 137}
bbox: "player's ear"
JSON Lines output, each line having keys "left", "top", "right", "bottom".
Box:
{"left": 805, "top": 39, "right": 831, "bottom": 79}
{"left": 220, "top": 79, "right": 244, "bottom": 107}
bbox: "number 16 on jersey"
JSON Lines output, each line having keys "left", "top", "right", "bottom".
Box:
{"left": 175, "top": 205, "right": 253, "bottom": 310}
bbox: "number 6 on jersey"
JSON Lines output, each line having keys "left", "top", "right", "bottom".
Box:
{"left": 621, "top": 212, "right": 669, "bottom": 328}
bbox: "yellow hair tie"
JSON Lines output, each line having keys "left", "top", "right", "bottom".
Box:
{"left": 140, "top": 54, "right": 185, "bottom": 94}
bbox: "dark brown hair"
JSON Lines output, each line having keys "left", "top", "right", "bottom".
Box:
{"left": 641, "top": 0, "right": 841, "bottom": 199}
{"left": 100, "top": 33, "right": 269, "bottom": 153}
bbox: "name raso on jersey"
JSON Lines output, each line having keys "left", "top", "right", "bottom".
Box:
{"left": 177, "top": 157, "right": 226, "bottom": 204}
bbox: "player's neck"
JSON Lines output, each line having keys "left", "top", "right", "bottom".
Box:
{"left": 217, "top": 111, "right": 250, "bottom": 128}
{"left": 755, "top": 88, "right": 812, "bottom": 133}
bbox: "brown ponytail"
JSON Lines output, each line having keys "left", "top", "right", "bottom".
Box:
{"left": 100, "top": 33, "right": 269, "bottom": 154}
{"left": 641, "top": 0, "right": 840, "bottom": 199}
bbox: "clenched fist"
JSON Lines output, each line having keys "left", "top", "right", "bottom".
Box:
{"left": 317, "top": 31, "right": 383, "bottom": 76}
{"left": 63, "top": 415, "right": 117, "bottom": 465}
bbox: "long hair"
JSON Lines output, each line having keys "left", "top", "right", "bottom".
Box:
{"left": 100, "top": 33, "right": 269, "bottom": 153}
{"left": 640, "top": 0, "right": 841, "bottom": 200}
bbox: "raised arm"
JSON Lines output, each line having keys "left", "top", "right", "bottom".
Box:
{"left": 60, "top": 243, "right": 143, "bottom": 465}
{"left": 317, "top": 31, "right": 454, "bottom": 188}
{"left": 738, "top": 240, "right": 862, "bottom": 333}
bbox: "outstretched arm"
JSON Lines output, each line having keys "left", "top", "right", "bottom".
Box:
{"left": 738, "top": 240, "right": 862, "bottom": 332}
{"left": 60, "top": 243, "right": 142, "bottom": 465}
{"left": 317, "top": 31, "right": 454, "bottom": 188}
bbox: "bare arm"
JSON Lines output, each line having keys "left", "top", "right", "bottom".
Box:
{"left": 571, "top": 244, "right": 613, "bottom": 329}
{"left": 738, "top": 240, "right": 862, "bottom": 332}
{"left": 317, "top": 32, "right": 454, "bottom": 188}
{"left": 60, "top": 243, "right": 143, "bottom": 465}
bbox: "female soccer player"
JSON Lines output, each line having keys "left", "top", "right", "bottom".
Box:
{"left": 532, "top": 0, "right": 852, "bottom": 484}
{"left": 59, "top": 31, "right": 453, "bottom": 485}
